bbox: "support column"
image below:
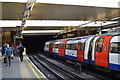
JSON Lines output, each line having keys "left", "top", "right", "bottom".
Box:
{"left": 0, "top": 2, "right": 2, "bottom": 80}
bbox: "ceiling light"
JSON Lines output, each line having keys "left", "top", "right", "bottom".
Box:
{"left": 22, "top": 30, "right": 61, "bottom": 33}
{"left": 36, "top": 0, "right": 119, "bottom": 8}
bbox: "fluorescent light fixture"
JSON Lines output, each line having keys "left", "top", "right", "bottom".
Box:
{"left": 0, "top": 0, "right": 118, "bottom": 8}
{"left": 84, "top": 21, "right": 118, "bottom": 27}
{"left": 102, "top": 29, "right": 110, "bottom": 31}
{"left": 0, "top": 20, "right": 22, "bottom": 27}
{"left": 0, "top": 0, "right": 28, "bottom": 3}
{"left": 22, "top": 30, "right": 61, "bottom": 33}
{"left": 25, "top": 20, "right": 90, "bottom": 26}
{"left": 36, "top": 0, "right": 119, "bottom": 8}
{"left": 25, "top": 20, "right": 117, "bottom": 27}
{"left": 111, "top": 17, "right": 120, "bottom": 20}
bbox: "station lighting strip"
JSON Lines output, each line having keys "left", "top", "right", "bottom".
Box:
{"left": 0, "top": 0, "right": 119, "bottom": 8}
{"left": 24, "top": 20, "right": 90, "bottom": 26}
{"left": 0, "top": 20, "right": 117, "bottom": 27}
{"left": 0, "top": 20, "right": 22, "bottom": 27}
{"left": 22, "top": 30, "right": 61, "bottom": 33}
{"left": 22, "top": 20, "right": 118, "bottom": 34}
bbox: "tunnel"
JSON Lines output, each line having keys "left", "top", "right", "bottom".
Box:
{"left": 23, "top": 35, "right": 55, "bottom": 54}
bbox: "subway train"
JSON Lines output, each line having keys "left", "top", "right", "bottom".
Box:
{"left": 44, "top": 33, "right": 120, "bottom": 72}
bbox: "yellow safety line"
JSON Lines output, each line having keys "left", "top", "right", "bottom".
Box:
{"left": 25, "top": 57, "right": 41, "bottom": 79}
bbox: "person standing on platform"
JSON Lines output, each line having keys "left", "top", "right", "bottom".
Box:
{"left": 5, "top": 43, "right": 13, "bottom": 68}
{"left": 18, "top": 43, "right": 24, "bottom": 62}
{"left": 2, "top": 43, "right": 7, "bottom": 63}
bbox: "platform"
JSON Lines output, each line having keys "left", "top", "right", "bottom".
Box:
{"left": 1, "top": 55, "right": 47, "bottom": 80}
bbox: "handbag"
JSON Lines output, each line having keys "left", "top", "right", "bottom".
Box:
{"left": 11, "top": 54, "right": 14, "bottom": 59}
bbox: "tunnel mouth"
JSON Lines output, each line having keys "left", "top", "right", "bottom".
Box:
{"left": 23, "top": 35, "right": 55, "bottom": 54}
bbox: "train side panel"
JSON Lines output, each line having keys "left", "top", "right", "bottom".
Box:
{"left": 53, "top": 41, "right": 60, "bottom": 55}
{"left": 44, "top": 42, "right": 50, "bottom": 53}
{"left": 95, "top": 36, "right": 113, "bottom": 67}
{"left": 65, "top": 40, "right": 79, "bottom": 60}
{"left": 58, "top": 40, "right": 68, "bottom": 56}
{"left": 109, "top": 36, "right": 120, "bottom": 70}
{"left": 77, "top": 38, "right": 88, "bottom": 62}
{"left": 49, "top": 41, "right": 54, "bottom": 54}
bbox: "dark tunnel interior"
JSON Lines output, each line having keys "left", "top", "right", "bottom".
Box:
{"left": 23, "top": 35, "right": 55, "bottom": 54}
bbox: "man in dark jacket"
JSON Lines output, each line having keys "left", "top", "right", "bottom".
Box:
{"left": 5, "top": 44, "right": 13, "bottom": 68}
{"left": 18, "top": 43, "right": 24, "bottom": 62}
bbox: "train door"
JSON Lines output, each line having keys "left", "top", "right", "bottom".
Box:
{"left": 95, "top": 36, "right": 113, "bottom": 67}
{"left": 84, "top": 36, "right": 95, "bottom": 64}
{"left": 88, "top": 39, "right": 94, "bottom": 64}
{"left": 49, "top": 42, "right": 54, "bottom": 54}
{"left": 77, "top": 39, "right": 86, "bottom": 62}
{"left": 58, "top": 40, "right": 68, "bottom": 56}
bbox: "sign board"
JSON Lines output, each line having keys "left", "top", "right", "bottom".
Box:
{"left": 14, "top": 35, "right": 23, "bottom": 39}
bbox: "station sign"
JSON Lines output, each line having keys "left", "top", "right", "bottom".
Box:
{"left": 14, "top": 35, "right": 23, "bottom": 39}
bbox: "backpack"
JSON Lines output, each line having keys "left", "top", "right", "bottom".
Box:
{"left": 19, "top": 46, "right": 24, "bottom": 52}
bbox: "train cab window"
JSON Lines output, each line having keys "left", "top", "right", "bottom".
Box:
{"left": 53, "top": 44, "right": 58, "bottom": 48}
{"left": 80, "top": 42, "right": 85, "bottom": 51}
{"left": 96, "top": 38, "right": 104, "bottom": 52}
{"left": 110, "top": 42, "right": 120, "bottom": 53}
{"left": 46, "top": 44, "right": 49, "bottom": 48}
{"left": 60, "top": 43, "right": 64, "bottom": 49}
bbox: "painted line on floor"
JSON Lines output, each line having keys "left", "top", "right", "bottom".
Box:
{"left": 26, "top": 56, "right": 47, "bottom": 79}
{"left": 25, "top": 56, "right": 41, "bottom": 79}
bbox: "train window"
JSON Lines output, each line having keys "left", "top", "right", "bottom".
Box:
{"left": 80, "top": 42, "right": 85, "bottom": 51}
{"left": 70, "top": 44, "right": 74, "bottom": 50}
{"left": 89, "top": 40, "right": 94, "bottom": 52}
{"left": 66, "top": 44, "right": 78, "bottom": 50}
{"left": 53, "top": 44, "right": 58, "bottom": 48}
{"left": 110, "top": 42, "right": 120, "bottom": 53}
{"left": 46, "top": 44, "right": 49, "bottom": 48}
{"left": 60, "top": 43, "right": 64, "bottom": 49}
{"left": 71, "top": 44, "right": 76, "bottom": 50}
{"left": 96, "top": 38, "right": 104, "bottom": 52}
{"left": 75, "top": 44, "right": 78, "bottom": 50}
{"left": 66, "top": 44, "right": 71, "bottom": 49}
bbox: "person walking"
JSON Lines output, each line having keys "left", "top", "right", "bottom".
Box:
{"left": 5, "top": 43, "right": 13, "bottom": 68}
{"left": 18, "top": 43, "right": 24, "bottom": 62}
{"left": 2, "top": 43, "right": 7, "bottom": 63}
{"left": 2, "top": 43, "right": 7, "bottom": 55}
